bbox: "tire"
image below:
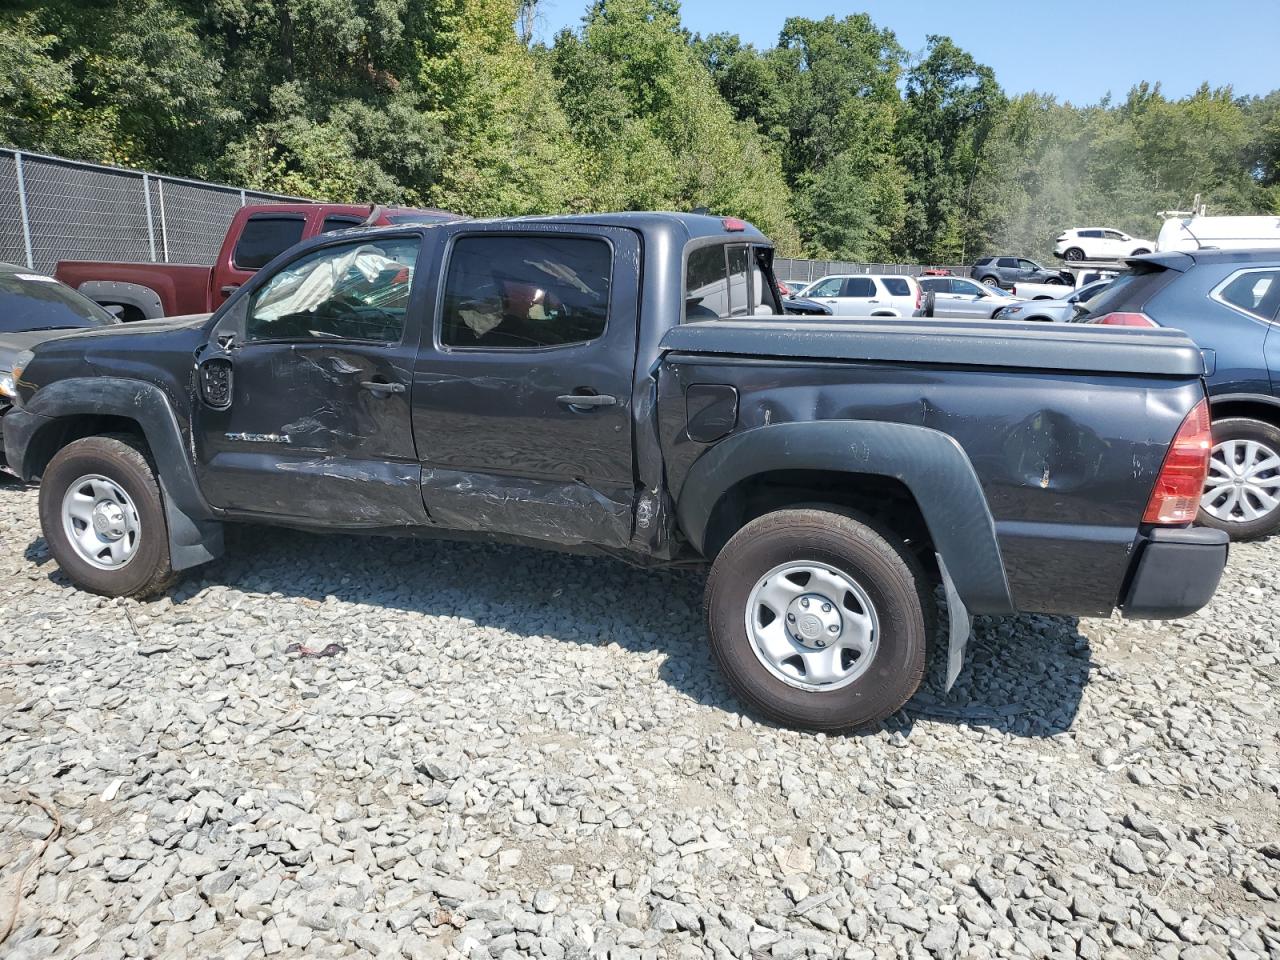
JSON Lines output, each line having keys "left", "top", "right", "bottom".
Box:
{"left": 1045, "top": 277, "right": 1065, "bottom": 285}
{"left": 1131, "top": 248, "right": 1150, "bottom": 256}
{"left": 979, "top": 275, "right": 999, "bottom": 286}
{"left": 705, "top": 508, "right": 930, "bottom": 731}
{"left": 38, "top": 435, "right": 178, "bottom": 598}
{"left": 1197, "top": 417, "right": 1280, "bottom": 541}
{"left": 923, "top": 290, "right": 936, "bottom": 317}
{"left": 1063, "top": 247, "right": 1084, "bottom": 262}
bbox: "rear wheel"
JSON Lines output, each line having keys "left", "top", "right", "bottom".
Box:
{"left": 1063, "top": 247, "right": 1084, "bottom": 262}
{"left": 980, "top": 276, "right": 999, "bottom": 286}
{"left": 705, "top": 508, "right": 929, "bottom": 731}
{"left": 38, "top": 435, "right": 178, "bottom": 598}
{"left": 1198, "top": 417, "right": 1280, "bottom": 540}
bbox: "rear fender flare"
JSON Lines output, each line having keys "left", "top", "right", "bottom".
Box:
{"left": 17, "top": 377, "right": 221, "bottom": 570}
{"left": 677, "top": 420, "right": 1014, "bottom": 614}
{"left": 73, "top": 280, "right": 165, "bottom": 320}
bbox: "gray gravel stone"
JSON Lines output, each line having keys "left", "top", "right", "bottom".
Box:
{"left": 1, "top": 488, "right": 1277, "bottom": 960}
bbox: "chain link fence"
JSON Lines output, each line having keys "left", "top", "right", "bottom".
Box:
{"left": 0, "top": 147, "right": 307, "bottom": 274}
{"left": 775, "top": 258, "right": 972, "bottom": 284}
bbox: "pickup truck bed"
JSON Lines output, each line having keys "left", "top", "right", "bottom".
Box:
{"left": 2, "top": 212, "right": 1228, "bottom": 731}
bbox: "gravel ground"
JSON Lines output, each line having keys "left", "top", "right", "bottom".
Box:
{"left": 1, "top": 482, "right": 1278, "bottom": 960}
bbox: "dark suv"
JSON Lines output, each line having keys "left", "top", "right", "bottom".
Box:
{"left": 971, "top": 256, "right": 1068, "bottom": 290}
{"left": 1078, "top": 249, "right": 1280, "bottom": 539}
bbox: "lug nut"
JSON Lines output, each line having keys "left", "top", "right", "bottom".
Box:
{"left": 815, "top": 639, "right": 826, "bottom": 647}
{"left": 787, "top": 613, "right": 795, "bottom": 622}
{"left": 800, "top": 598, "right": 810, "bottom": 609}
{"left": 821, "top": 603, "right": 831, "bottom": 613}
{"left": 828, "top": 625, "right": 839, "bottom": 634}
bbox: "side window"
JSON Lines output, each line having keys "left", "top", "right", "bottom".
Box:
{"left": 1216, "top": 269, "right": 1280, "bottom": 320}
{"left": 881, "top": 278, "right": 911, "bottom": 297}
{"left": 441, "top": 235, "right": 611, "bottom": 348}
{"left": 952, "top": 279, "right": 977, "bottom": 295}
{"left": 919, "top": 278, "right": 944, "bottom": 293}
{"left": 1103, "top": 230, "right": 1125, "bottom": 240}
{"left": 247, "top": 236, "right": 419, "bottom": 343}
{"left": 233, "top": 216, "right": 306, "bottom": 270}
{"left": 998, "top": 257, "right": 1018, "bottom": 268}
{"left": 809, "top": 278, "right": 843, "bottom": 297}
{"left": 844, "top": 277, "right": 876, "bottom": 298}
{"left": 1082, "top": 230, "right": 1102, "bottom": 239}
{"left": 1017, "top": 259, "right": 1038, "bottom": 271}
{"left": 320, "top": 216, "right": 363, "bottom": 234}
{"left": 726, "top": 244, "right": 751, "bottom": 316}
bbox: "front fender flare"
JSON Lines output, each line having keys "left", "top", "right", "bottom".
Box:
{"left": 11, "top": 377, "right": 222, "bottom": 571}
{"left": 676, "top": 420, "right": 1014, "bottom": 615}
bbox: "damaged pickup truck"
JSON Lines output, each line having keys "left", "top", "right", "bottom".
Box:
{"left": 1, "top": 213, "right": 1229, "bottom": 730}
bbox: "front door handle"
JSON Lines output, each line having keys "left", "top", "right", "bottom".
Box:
{"left": 220, "top": 284, "right": 240, "bottom": 298}
{"left": 557, "top": 393, "right": 617, "bottom": 409}
{"left": 360, "top": 380, "right": 406, "bottom": 396}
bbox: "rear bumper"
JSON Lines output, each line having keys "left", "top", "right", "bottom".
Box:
{"left": 1120, "top": 526, "right": 1228, "bottom": 619}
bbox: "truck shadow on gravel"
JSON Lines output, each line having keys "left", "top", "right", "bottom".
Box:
{"left": 24, "top": 525, "right": 1092, "bottom": 738}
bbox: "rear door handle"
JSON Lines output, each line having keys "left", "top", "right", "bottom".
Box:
{"left": 360, "top": 380, "right": 406, "bottom": 396}
{"left": 557, "top": 393, "right": 617, "bottom": 408}
{"left": 220, "top": 284, "right": 240, "bottom": 297}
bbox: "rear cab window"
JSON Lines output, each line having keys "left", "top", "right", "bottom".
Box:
{"left": 233, "top": 216, "right": 306, "bottom": 270}
{"left": 685, "top": 242, "right": 780, "bottom": 320}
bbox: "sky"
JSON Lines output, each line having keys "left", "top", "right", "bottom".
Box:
{"left": 533, "top": 0, "right": 1280, "bottom": 105}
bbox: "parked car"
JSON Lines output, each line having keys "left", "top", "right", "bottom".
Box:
{"left": 1055, "top": 228, "right": 1154, "bottom": 262}
{"left": 55, "top": 203, "right": 462, "bottom": 321}
{"left": 919, "top": 275, "right": 1022, "bottom": 319}
{"left": 1075, "top": 248, "right": 1280, "bottom": 540}
{"left": 0, "top": 264, "right": 122, "bottom": 457}
{"left": 994, "top": 279, "right": 1113, "bottom": 323}
{"left": 971, "top": 256, "right": 1068, "bottom": 290}
{"left": 1, "top": 213, "right": 1226, "bottom": 731}
{"left": 1157, "top": 214, "right": 1280, "bottom": 253}
{"left": 1014, "top": 268, "right": 1118, "bottom": 301}
{"left": 801, "top": 274, "right": 922, "bottom": 317}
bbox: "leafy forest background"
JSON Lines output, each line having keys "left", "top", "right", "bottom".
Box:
{"left": 3, "top": 0, "right": 1279, "bottom": 262}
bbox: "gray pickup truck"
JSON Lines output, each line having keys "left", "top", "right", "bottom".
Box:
{"left": 0, "top": 213, "right": 1228, "bottom": 730}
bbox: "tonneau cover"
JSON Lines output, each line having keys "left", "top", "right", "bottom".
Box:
{"left": 660, "top": 317, "right": 1206, "bottom": 377}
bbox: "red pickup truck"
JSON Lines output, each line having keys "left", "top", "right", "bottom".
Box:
{"left": 55, "top": 203, "right": 460, "bottom": 321}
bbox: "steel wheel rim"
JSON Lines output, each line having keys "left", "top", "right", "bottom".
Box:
{"left": 1201, "top": 438, "right": 1280, "bottom": 523}
{"left": 744, "top": 561, "right": 880, "bottom": 692}
{"left": 61, "top": 474, "right": 141, "bottom": 570}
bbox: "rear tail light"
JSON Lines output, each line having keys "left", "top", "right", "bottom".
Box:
{"left": 1143, "top": 398, "right": 1212, "bottom": 524}
{"left": 1089, "top": 312, "right": 1157, "bottom": 327}
{"left": 915, "top": 282, "right": 922, "bottom": 311}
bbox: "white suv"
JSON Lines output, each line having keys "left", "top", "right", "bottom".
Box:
{"left": 1055, "top": 228, "right": 1154, "bottom": 262}
{"left": 802, "top": 274, "right": 922, "bottom": 317}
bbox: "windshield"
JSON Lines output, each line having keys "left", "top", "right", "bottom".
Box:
{"left": 0, "top": 270, "right": 118, "bottom": 333}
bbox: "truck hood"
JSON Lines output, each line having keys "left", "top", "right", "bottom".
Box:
{"left": 662, "top": 317, "right": 1205, "bottom": 377}
{"left": 0, "top": 313, "right": 211, "bottom": 377}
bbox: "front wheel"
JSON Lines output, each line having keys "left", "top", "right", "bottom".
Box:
{"left": 1198, "top": 417, "right": 1280, "bottom": 540}
{"left": 1131, "top": 247, "right": 1151, "bottom": 256}
{"left": 705, "top": 508, "right": 929, "bottom": 731}
{"left": 38, "top": 435, "right": 178, "bottom": 598}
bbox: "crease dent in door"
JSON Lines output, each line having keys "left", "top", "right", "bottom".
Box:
{"left": 266, "top": 456, "right": 424, "bottom": 525}
{"left": 421, "top": 467, "right": 633, "bottom": 548}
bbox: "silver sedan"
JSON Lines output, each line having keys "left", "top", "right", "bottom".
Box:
{"left": 993, "top": 279, "right": 1113, "bottom": 323}
{"left": 920, "top": 276, "right": 1022, "bottom": 319}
